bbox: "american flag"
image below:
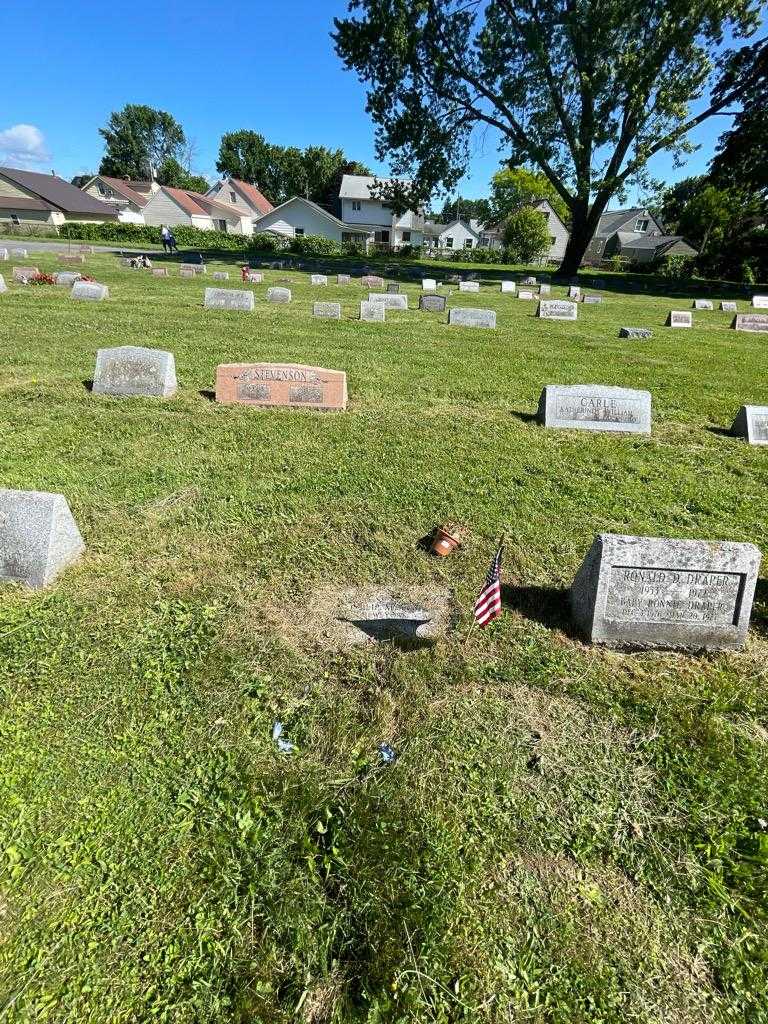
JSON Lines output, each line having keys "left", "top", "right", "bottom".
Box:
{"left": 473, "top": 541, "right": 504, "bottom": 627}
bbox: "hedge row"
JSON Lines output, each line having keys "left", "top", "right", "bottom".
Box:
{"left": 59, "top": 222, "right": 287, "bottom": 253}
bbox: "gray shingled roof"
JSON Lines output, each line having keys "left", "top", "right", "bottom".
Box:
{"left": 0, "top": 166, "right": 118, "bottom": 217}
{"left": 595, "top": 208, "right": 649, "bottom": 237}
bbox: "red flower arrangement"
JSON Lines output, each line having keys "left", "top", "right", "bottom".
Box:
{"left": 29, "top": 273, "right": 56, "bottom": 286}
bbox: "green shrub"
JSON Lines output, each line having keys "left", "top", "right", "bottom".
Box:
{"left": 288, "top": 234, "right": 343, "bottom": 257}
{"left": 502, "top": 206, "right": 550, "bottom": 263}
{"left": 342, "top": 239, "right": 368, "bottom": 257}
{"left": 656, "top": 253, "right": 694, "bottom": 281}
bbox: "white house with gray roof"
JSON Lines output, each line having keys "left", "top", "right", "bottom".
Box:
{"left": 254, "top": 196, "right": 371, "bottom": 244}
{"left": 585, "top": 207, "right": 698, "bottom": 264}
{"left": 338, "top": 175, "right": 425, "bottom": 247}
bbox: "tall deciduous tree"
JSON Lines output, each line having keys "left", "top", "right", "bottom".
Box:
{"left": 156, "top": 157, "right": 209, "bottom": 195}
{"left": 333, "top": 0, "right": 762, "bottom": 274}
{"left": 502, "top": 205, "right": 551, "bottom": 262}
{"left": 438, "top": 195, "right": 492, "bottom": 223}
{"left": 710, "top": 39, "right": 768, "bottom": 197}
{"left": 491, "top": 167, "right": 570, "bottom": 225}
{"left": 99, "top": 104, "right": 185, "bottom": 180}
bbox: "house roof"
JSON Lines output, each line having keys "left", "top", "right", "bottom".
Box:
{"left": 160, "top": 186, "right": 247, "bottom": 221}
{"left": 621, "top": 234, "right": 696, "bottom": 252}
{"left": 89, "top": 175, "right": 150, "bottom": 208}
{"left": 339, "top": 174, "right": 412, "bottom": 200}
{"left": 0, "top": 195, "right": 49, "bottom": 211}
{"left": 231, "top": 179, "right": 273, "bottom": 215}
{"left": 256, "top": 196, "right": 349, "bottom": 230}
{"left": 0, "top": 166, "right": 118, "bottom": 217}
{"left": 595, "top": 207, "right": 659, "bottom": 237}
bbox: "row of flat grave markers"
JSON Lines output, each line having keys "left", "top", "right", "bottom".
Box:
{"left": 0, "top": 486, "right": 761, "bottom": 655}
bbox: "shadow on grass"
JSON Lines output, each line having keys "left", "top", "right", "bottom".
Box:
{"left": 199, "top": 389, "right": 216, "bottom": 402}
{"left": 705, "top": 425, "right": 736, "bottom": 439}
{"left": 751, "top": 578, "right": 768, "bottom": 638}
{"left": 82, "top": 379, "right": 94, "bottom": 392}
{"left": 502, "top": 583, "right": 576, "bottom": 636}
{"left": 510, "top": 410, "right": 539, "bottom": 425}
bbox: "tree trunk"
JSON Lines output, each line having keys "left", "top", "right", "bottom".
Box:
{"left": 556, "top": 193, "right": 613, "bottom": 277}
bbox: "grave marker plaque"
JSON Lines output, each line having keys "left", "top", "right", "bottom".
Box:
{"left": 518, "top": 290, "right": 535, "bottom": 300}
{"left": 734, "top": 313, "right": 768, "bottom": 333}
{"left": 368, "top": 292, "right": 408, "bottom": 310}
{"left": 419, "top": 294, "right": 447, "bottom": 313}
{"left": 212, "top": 271, "right": 229, "bottom": 281}
{"left": 247, "top": 272, "right": 263, "bottom": 283}
{"left": 71, "top": 281, "right": 109, "bottom": 301}
{"left": 313, "top": 301, "right": 341, "bottom": 319}
{"left": 571, "top": 533, "right": 761, "bottom": 651}
{"left": 537, "top": 384, "right": 651, "bottom": 434}
{"left": 266, "top": 287, "right": 291, "bottom": 303}
{"left": 619, "top": 327, "right": 652, "bottom": 339}
{"left": 54, "top": 271, "right": 81, "bottom": 287}
{"left": 459, "top": 281, "right": 480, "bottom": 293}
{"left": 422, "top": 278, "right": 437, "bottom": 291}
{"left": 93, "top": 346, "right": 177, "bottom": 398}
{"left": 311, "top": 274, "right": 328, "bottom": 286}
{"left": 387, "top": 282, "right": 400, "bottom": 293}
{"left": 538, "top": 299, "right": 578, "bottom": 321}
{"left": 216, "top": 363, "right": 347, "bottom": 411}
{"left": 501, "top": 280, "right": 516, "bottom": 293}
{"left": 448, "top": 307, "right": 496, "bottom": 328}
{"left": 731, "top": 405, "right": 768, "bottom": 446}
{"left": 693, "top": 299, "right": 713, "bottom": 310}
{"left": 204, "top": 287, "right": 254, "bottom": 311}
{"left": 12, "top": 266, "right": 38, "bottom": 283}
{"left": 337, "top": 274, "right": 350, "bottom": 285}
{"left": 0, "top": 489, "right": 85, "bottom": 589}
{"left": 583, "top": 294, "right": 602, "bottom": 304}
{"left": 0, "top": 274, "right": 6, "bottom": 294}
{"left": 720, "top": 301, "right": 737, "bottom": 312}
{"left": 752, "top": 295, "right": 768, "bottom": 308}
{"left": 360, "top": 300, "right": 385, "bottom": 322}
{"left": 667, "top": 310, "right": 692, "bottom": 328}
{"left": 361, "top": 275, "right": 384, "bottom": 288}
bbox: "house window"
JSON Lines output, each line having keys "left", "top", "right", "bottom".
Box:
{"left": 217, "top": 219, "right": 227, "bottom": 232}
{"left": 634, "top": 218, "right": 649, "bottom": 232}
{"left": 445, "top": 237, "right": 454, "bottom": 249}
{"left": 295, "top": 228, "right": 305, "bottom": 236}
{"left": 402, "top": 230, "right": 411, "bottom": 242}
{"left": 381, "top": 203, "right": 392, "bottom": 210}
{"left": 230, "top": 191, "right": 237, "bottom": 203}
{"left": 10, "top": 214, "right": 20, "bottom": 225}
{"left": 464, "top": 238, "right": 473, "bottom": 249}
{"left": 351, "top": 201, "right": 361, "bottom": 212}
{"left": 378, "top": 230, "right": 390, "bottom": 243}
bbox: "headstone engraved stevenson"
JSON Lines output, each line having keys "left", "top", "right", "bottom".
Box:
{"left": 731, "top": 405, "right": 768, "bottom": 446}
{"left": 571, "top": 533, "right": 761, "bottom": 651}
{"left": 93, "top": 346, "right": 177, "bottom": 398}
{"left": 537, "top": 384, "right": 651, "bottom": 434}
{"left": 216, "top": 363, "right": 347, "bottom": 411}
{"left": 266, "top": 287, "right": 291, "bottom": 303}
{"left": 734, "top": 313, "right": 768, "bottom": 333}
{"left": 419, "top": 294, "right": 447, "bottom": 313}
{"left": 204, "top": 288, "right": 254, "bottom": 311}
{"left": 667, "top": 310, "right": 692, "bottom": 328}
{"left": 448, "top": 307, "right": 496, "bottom": 328}
{"left": 0, "top": 489, "right": 85, "bottom": 589}
{"left": 360, "top": 300, "right": 385, "bottom": 322}
{"left": 313, "top": 301, "right": 341, "bottom": 320}
{"left": 538, "top": 299, "right": 577, "bottom": 321}
{"left": 71, "top": 281, "right": 109, "bottom": 301}
{"left": 368, "top": 292, "right": 408, "bottom": 310}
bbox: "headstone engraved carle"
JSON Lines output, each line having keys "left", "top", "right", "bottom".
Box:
{"left": 518, "top": 289, "right": 535, "bottom": 300}
{"left": 335, "top": 587, "right": 454, "bottom": 647}
{"left": 693, "top": 299, "right": 713, "bottom": 310}
{"left": 71, "top": 281, "right": 109, "bottom": 301}
{"left": 734, "top": 313, "right": 768, "bottom": 333}
{"left": 667, "top": 310, "right": 692, "bottom": 328}
{"left": 204, "top": 287, "right": 254, "bottom": 312}
{"left": 419, "top": 293, "right": 447, "bottom": 313}
{"left": 537, "top": 384, "right": 651, "bottom": 434}
{"left": 459, "top": 280, "right": 480, "bottom": 292}
{"left": 422, "top": 278, "right": 437, "bottom": 291}
{"left": 570, "top": 533, "right": 761, "bottom": 652}
{"left": 619, "top": 327, "right": 652, "bottom": 339}
{"left": 448, "top": 307, "right": 496, "bottom": 328}
{"left": 387, "top": 282, "right": 400, "bottom": 293}
{"left": 368, "top": 292, "right": 408, "bottom": 310}
{"left": 55, "top": 271, "right": 81, "bottom": 287}
{"left": 93, "top": 346, "right": 177, "bottom": 398}
{"left": 720, "top": 301, "right": 737, "bottom": 312}
{"left": 360, "top": 300, "right": 385, "bottom": 322}
{"left": 311, "top": 274, "right": 328, "bottom": 285}
{"left": 752, "top": 295, "right": 768, "bottom": 309}
{"left": 313, "top": 301, "right": 341, "bottom": 320}
{"left": 538, "top": 299, "right": 578, "bottom": 321}
{"left": 0, "top": 489, "right": 85, "bottom": 589}
{"left": 266, "top": 286, "right": 291, "bottom": 303}
{"left": 216, "top": 363, "right": 347, "bottom": 411}
{"left": 501, "top": 280, "right": 516, "bottom": 293}
{"left": 337, "top": 274, "right": 350, "bottom": 285}
{"left": 212, "top": 271, "right": 229, "bottom": 281}
{"left": 731, "top": 405, "right": 768, "bottom": 445}
{"left": 362, "top": 275, "right": 384, "bottom": 288}
{"left": 12, "top": 266, "right": 38, "bottom": 283}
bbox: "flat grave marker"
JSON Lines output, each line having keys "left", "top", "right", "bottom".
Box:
{"left": 538, "top": 299, "right": 578, "bottom": 321}
{"left": 448, "top": 307, "right": 496, "bottom": 329}
{"left": 266, "top": 286, "right": 291, "bottom": 303}
{"left": 71, "top": 281, "right": 108, "bottom": 301}
{"left": 212, "top": 271, "right": 229, "bottom": 281}
{"left": 459, "top": 281, "right": 480, "bottom": 293}
{"left": 583, "top": 294, "right": 602, "bottom": 304}
{"left": 216, "top": 362, "right": 347, "bottom": 411}
{"left": 0, "top": 489, "right": 85, "bottom": 589}
{"left": 313, "top": 301, "right": 341, "bottom": 320}
{"left": 720, "top": 301, "right": 737, "bottom": 312}
{"left": 667, "top": 310, "right": 692, "bottom": 328}
{"left": 518, "top": 289, "right": 535, "bottom": 300}
{"left": 368, "top": 292, "right": 408, "bottom": 310}
{"left": 752, "top": 295, "right": 768, "bottom": 308}
{"left": 422, "top": 278, "right": 437, "bottom": 291}
{"left": 731, "top": 405, "right": 768, "bottom": 446}
{"left": 54, "top": 271, "right": 81, "bottom": 287}
{"left": 12, "top": 266, "right": 38, "bottom": 283}
{"left": 619, "top": 327, "right": 652, "bottom": 339}
{"left": 204, "top": 287, "right": 254, "bottom": 311}
{"left": 93, "top": 345, "right": 177, "bottom": 398}
{"left": 538, "top": 384, "right": 651, "bottom": 434}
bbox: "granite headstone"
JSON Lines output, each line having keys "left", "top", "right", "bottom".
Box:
{"left": 538, "top": 299, "right": 578, "bottom": 321}
{"left": 313, "top": 301, "right": 341, "bottom": 319}
{"left": 731, "top": 405, "right": 768, "bottom": 446}
{"left": 448, "top": 307, "right": 496, "bottom": 328}
{"left": 216, "top": 362, "right": 347, "bottom": 411}
{"left": 360, "top": 300, "right": 385, "bottom": 322}
{"left": 204, "top": 287, "right": 254, "bottom": 311}
{"left": 71, "top": 281, "right": 109, "bottom": 301}
{"left": 93, "top": 345, "right": 177, "bottom": 398}
{"left": 537, "top": 384, "right": 651, "bottom": 434}
{"left": 0, "top": 489, "right": 85, "bottom": 589}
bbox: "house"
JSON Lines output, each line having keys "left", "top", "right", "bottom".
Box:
{"left": 80, "top": 174, "right": 157, "bottom": 223}
{"left": 524, "top": 199, "right": 570, "bottom": 263}
{"left": 254, "top": 196, "right": 371, "bottom": 245}
{"left": 421, "top": 200, "right": 568, "bottom": 263}
{"left": 0, "top": 165, "right": 117, "bottom": 229}
{"left": 205, "top": 177, "right": 274, "bottom": 220}
{"left": 141, "top": 186, "right": 254, "bottom": 234}
{"left": 423, "top": 218, "right": 484, "bottom": 252}
{"left": 338, "top": 175, "right": 424, "bottom": 248}
{"left": 585, "top": 207, "right": 698, "bottom": 264}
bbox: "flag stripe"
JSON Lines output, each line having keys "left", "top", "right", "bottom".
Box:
{"left": 473, "top": 543, "right": 503, "bottom": 628}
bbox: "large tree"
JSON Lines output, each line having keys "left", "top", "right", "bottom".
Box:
{"left": 99, "top": 104, "right": 185, "bottom": 180}
{"left": 710, "top": 39, "right": 768, "bottom": 197}
{"left": 333, "top": 0, "right": 762, "bottom": 274}
{"left": 156, "top": 157, "right": 209, "bottom": 195}
{"left": 490, "top": 167, "right": 569, "bottom": 225}
{"left": 438, "top": 195, "right": 492, "bottom": 223}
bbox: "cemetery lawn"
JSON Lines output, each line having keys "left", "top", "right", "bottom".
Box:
{"left": 1, "top": 253, "right": 768, "bottom": 1024}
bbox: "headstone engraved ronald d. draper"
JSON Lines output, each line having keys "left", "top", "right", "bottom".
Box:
{"left": 71, "top": 281, "right": 109, "bottom": 301}
{"left": 731, "top": 405, "right": 768, "bottom": 446}
{"left": 419, "top": 294, "right": 447, "bottom": 313}
{"left": 733, "top": 313, "right": 768, "bottom": 333}
{"left": 204, "top": 287, "right": 254, "bottom": 311}
{"left": 368, "top": 292, "right": 408, "bottom": 310}
{"left": 570, "top": 533, "right": 761, "bottom": 651}
{"left": 312, "top": 301, "right": 341, "bottom": 320}
{"left": 667, "top": 310, "right": 692, "bottom": 328}
{"left": 93, "top": 346, "right": 177, "bottom": 398}
{"left": 537, "top": 384, "right": 651, "bottom": 434}
{"left": 447, "top": 307, "right": 496, "bottom": 328}
{"left": 537, "top": 299, "right": 577, "bottom": 321}
{"left": 0, "top": 489, "right": 85, "bottom": 589}
{"left": 360, "top": 300, "right": 385, "bottom": 322}
{"left": 215, "top": 363, "right": 347, "bottom": 411}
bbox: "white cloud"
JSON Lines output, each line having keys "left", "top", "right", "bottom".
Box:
{"left": 0, "top": 124, "right": 50, "bottom": 169}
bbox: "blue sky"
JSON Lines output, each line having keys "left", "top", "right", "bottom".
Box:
{"left": 0, "top": 0, "right": 755, "bottom": 203}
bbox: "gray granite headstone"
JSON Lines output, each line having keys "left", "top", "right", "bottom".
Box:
{"left": 667, "top": 310, "right": 692, "bottom": 328}
{"left": 419, "top": 294, "right": 447, "bottom": 312}
{"left": 568, "top": 286, "right": 581, "bottom": 299}
{"left": 571, "top": 533, "right": 761, "bottom": 652}
{"left": 0, "top": 489, "right": 85, "bottom": 589}
{"left": 337, "top": 274, "right": 350, "bottom": 285}
{"left": 501, "top": 280, "right": 516, "bottom": 293}
{"left": 311, "top": 274, "right": 328, "bottom": 286}
{"left": 368, "top": 292, "right": 408, "bottom": 310}
{"left": 693, "top": 299, "right": 713, "bottom": 310}
{"left": 11, "top": 248, "right": 27, "bottom": 257}
{"left": 448, "top": 307, "right": 496, "bottom": 328}
{"left": 752, "top": 295, "right": 768, "bottom": 309}
{"left": 518, "top": 290, "right": 535, "bottom": 300}
{"left": 313, "top": 301, "right": 341, "bottom": 320}
{"left": 361, "top": 275, "right": 384, "bottom": 288}
{"left": 0, "top": 274, "right": 7, "bottom": 293}
{"left": 731, "top": 405, "right": 768, "bottom": 445}
{"left": 422, "top": 278, "right": 437, "bottom": 291}
{"left": 387, "top": 282, "right": 400, "bottom": 293}
{"left": 459, "top": 281, "right": 480, "bottom": 293}
{"left": 734, "top": 313, "right": 768, "bottom": 333}
{"left": 537, "top": 384, "right": 651, "bottom": 434}
{"left": 266, "top": 287, "right": 291, "bottom": 303}
{"left": 538, "top": 299, "right": 577, "bottom": 321}
{"left": 247, "top": 272, "right": 263, "bottom": 283}
{"left": 720, "top": 301, "right": 737, "bottom": 312}
{"left": 212, "top": 271, "right": 229, "bottom": 281}
{"left": 71, "top": 281, "right": 108, "bottom": 301}
{"left": 360, "top": 300, "right": 385, "bottom": 322}
{"left": 539, "top": 283, "right": 551, "bottom": 295}
{"left": 583, "top": 295, "right": 602, "bottom": 304}
{"left": 204, "top": 287, "right": 254, "bottom": 311}
{"left": 619, "top": 327, "right": 652, "bottom": 339}
{"left": 152, "top": 268, "right": 169, "bottom": 277}
{"left": 55, "top": 271, "right": 82, "bottom": 287}
{"left": 180, "top": 266, "right": 195, "bottom": 278}
{"left": 12, "top": 266, "right": 38, "bottom": 283}
{"left": 93, "top": 345, "right": 177, "bottom": 398}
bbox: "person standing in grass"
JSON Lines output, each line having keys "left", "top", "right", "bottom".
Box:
{"left": 167, "top": 229, "right": 178, "bottom": 253}
{"left": 160, "top": 225, "right": 171, "bottom": 254}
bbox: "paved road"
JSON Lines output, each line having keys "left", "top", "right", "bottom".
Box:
{"left": 0, "top": 238, "right": 159, "bottom": 256}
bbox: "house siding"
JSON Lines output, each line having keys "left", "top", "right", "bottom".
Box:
{"left": 0, "top": 176, "right": 36, "bottom": 200}
{"left": 256, "top": 200, "right": 345, "bottom": 241}
{"left": 533, "top": 200, "right": 569, "bottom": 263}
{"left": 142, "top": 190, "right": 193, "bottom": 228}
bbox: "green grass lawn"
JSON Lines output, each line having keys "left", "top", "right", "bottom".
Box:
{"left": 1, "top": 252, "right": 767, "bottom": 1023}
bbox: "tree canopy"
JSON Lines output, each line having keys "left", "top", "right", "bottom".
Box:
{"left": 710, "top": 38, "right": 768, "bottom": 196}
{"left": 99, "top": 104, "right": 185, "bottom": 180}
{"left": 334, "top": 0, "right": 763, "bottom": 273}
{"left": 490, "top": 167, "right": 569, "bottom": 225}
{"left": 502, "top": 205, "right": 551, "bottom": 263}
{"left": 437, "top": 195, "right": 492, "bottom": 223}
{"left": 156, "top": 157, "right": 209, "bottom": 195}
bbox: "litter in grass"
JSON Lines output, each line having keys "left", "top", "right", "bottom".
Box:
{"left": 378, "top": 742, "right": 397, "bottom": 764}
{"left": 272, "top": 721, "right": 295, "bottom": 753}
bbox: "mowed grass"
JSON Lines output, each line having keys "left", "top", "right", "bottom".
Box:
{"left": 0, "top": 252, "right": 767, "bottom": 1024}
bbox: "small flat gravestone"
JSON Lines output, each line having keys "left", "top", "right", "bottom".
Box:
{"left": 311, "top": 274, "right": 328, "bottom": 286}
{"left": 538, "top": 384, "right": 651, "bottom": 434}
{"left": 212, "top": 271, "right": 229, "bottom": 281}
{"left": 387, "top": 282, "right": 400, "bottom": 293}
{"left": 71, "top": 281, "right": 108, "bottom": 301}
{"left": 247, "top": 272, "right": 263, "bottom": 283}
{"left": 59, "top": 254, "right": 85, "bottom": 264}
{"left": 216, "top": 362, "right": 347, "bottom": 411}
{"left": 337, "top": 274, "right": 350, "bottom": 285}
{"left": 568, "top": 286, "right": 581, "bottom": 299}
{"left": 266, "top": 287, "right": 291, "bottom": 303}
{"left": 313, "top": 301, "right": 341, "bottom": 320}
{"left": 501, "top": 280, "right": 516, "bottom": 293}
{"left": 619, "top": 327, "right": 652, "bottom": 339}
{"left": 333, "top": 586, "right": 454, "bottom": 647}
{"left": 538, "top": 299, "right": 577, "bottom": 321}
{"left": 55, "top": 271, "right": 81, "bottom": 287}
{"left": 0, "top": 248, "right": 7, "bottom": 260}
{"left": 368, "top": 292, "right": 408, "bottom": 310}
{"left": 522, "top": 276, "right": 537, "bottom": 285}
{"left": 667, "top": 310, "right": 692, "bottom": 328}
{"left": 733, "top": 313, "right": 768, "bottom": 333}
{"left": 360, "top": 300, "right": 385, "bottom": 322}
{"left": 0, "top": 275, "right": 7, "bottom": 294}
{"left": 459, "top": 281, "right": 480, "bottom": 293}
{"left": 180, "top": 268, "right": 195, "bottom": 278}
{"left": 93, "top": 346, "right": 177, "bottom": 398}
{"left": 12, "top": 266, "right": 38, "bottom": 283}
{"left": 571, "top": 533, "right": 761, "bottom": 652}
{"left": 720, "top": 301, "right": 737, "bottom": 312}
{"left": 539, "top": 283, "right": 552, "bottom": 295}
{"left": 419, "top": 294, "right": 447, "bottom": 313}
{"left": 582, "top": 294, "right": 602, "bottom": 304}
{"left": 0, "top": 489, "right": 85, "bottom": 589}
{"left": 11, "top": 248, "right": 27, "bottom": 257}
{"left": 448, "top": 307, "right": 496, "bottom": 329}
{"left": 422, "top": 278, "right": 437, "bottom": 291}
{"left": 180, "top": 263, "right": 200, "bottom": 275}
{"left": 752, "top": 295, "right": 768, "bottom": 309}
{"left": 204, "top": 287, "right": 254, "bottom": 312}
{"left": 152, "top": 268, "right": 169, "bottom": 277}
{"left": 693, "top": 299, "right": 713, "bottom": 310}
{"left": 731, "top": 405, "right": 768, "bottom": 446}
{"left": 362, "top": 275, "right": 384, "bottom": 288}
{"left": 518, "top": 289, "right": 535, "bottom": 300}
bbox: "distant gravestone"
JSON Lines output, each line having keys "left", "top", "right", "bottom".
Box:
{"left": 93, "top": 346, "right": 177, "bottom": 398}
{"left": 180, "top": 263, "right": 200, "bottom": 275}
{"left": 368, "top": 292, "right": 408, "bottom": 310}
{"left": 459, "top": 281, "right": 480, "bottom": 293}
{"left": 313, "top": 301, "right": 341, "bottom": 320}
{"left": 11, "top": 248, "right": 27, "bottom": 257}
{"left": 619, "top": 327, "right": 652, "bottom": 339}
{"left": 571, "top": 533, "right": 761, "bottom": 652}
{"left": 311, "top": 274, "right": 328, "bottom": 286}
{"left": 731, "top": 405, "right": 768, "bottom": 445}
{"left": 247, "top": 272, "right": 263, "bottom": 283}
{"left": 733, "top": 313, "right": 768, "bottom": 333}
{"left": 518, "top": 290, "right": 535, "bottom": 300}
{"left": 362, "top": 275, "right": 384, "bottom": 288}
{"left": 337, "top": 274, "right": 350, "bottom": 285}
{"left": 79, "top": 245, "right": 95, "bottom": 255}
{"left": 501, "top": 280, "right": 516, "bottom": 293}
{"left": 568, "top": 286, "right": 581, "bottom": 299}
{"left": 539, "top": 283, "right": 552, "bottom": 295}
{"left": 422, "top": 278, "right": 437, "bottom": 291}
{"left": 12, "top": 266, "right": 38, "bottom": 283}
{"left": 448, "top": 307, "right": 496, "bottom": 329}
{"left": 180, "top": 268, "right": 195, "bottom": 278}
{"left": 332, "top": 586, "right": 454, "bottom": 647}
{"left": 387, "top": 282, "right": 400, "bottom": 293}
{"left": 0, "top": 489, "right": 85, "bottom": 589}
{"left": 152, "top": 268, "right": 169, "bottom": 277}
{"left": 266, "top": 287, "right": 291, "bottom": 303}
{"left": 583, "top": 294, "right": 603, "bottom": 304}
{"left": 537, "top": 384, "right": 651, "bottom": 434}
{"left": 59, "top": 254, "right": 85, "bottom": 264}
{"left": 216, "top": 362, "right": 347, "bottom": 411}
{"left": 720, "top": 301, "right": 737, "bottom": 312}
{"left": 71, "top": 281, "right": 108, "bottom": 301}
{"left": 667, "top": 310, "right": 692, "bottom": 328}
{"left": 54, "top": 271, "right": 81, "bottom": 287}
{"left": 212, "top": 271, "right": 229, "bottom": 281}
{"left": 0, "top": 275, "right": 6, "bottom": 294}
{"left": 538, "top": 299, "right": 577, "bottom": 321}
{"left": 204, "top": 287, "right": 254, "bottom": 311}
{"left": 693, "top": 299, "right": 713, "bottom": 310}
{"left": 360, "top": 300, "right": 385, "bottom": 322}
{"left": 522, "top": 276, "right": 537, "bottom": 285}
{"left": 752, "top": 295, "right": 768, "bottom": 308}
{"left": 0, "top": 248, "right": 7, "bottom": 260}
{"left": 419, "top": 294, "right": 447, "bottom": 313}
